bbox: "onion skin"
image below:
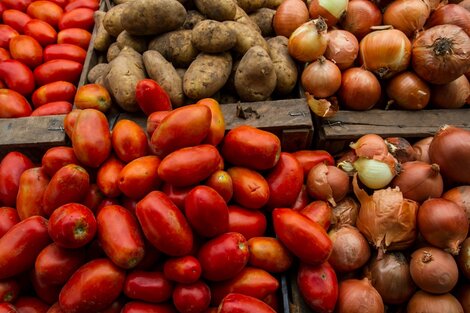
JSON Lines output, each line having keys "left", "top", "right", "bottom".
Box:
{"left": 383, "top": 0, "right": 431, "bottom": 37}
{"left": 336, "top": 278, "right": 385, "bottom": 313}
{"left": 340, "top": 0, "right": 383, "bottom": 39}
{"left": 331, "top": 196, "right": 359, "bottom": 228}
{"left": 338, "top": 67, "right": 382, "bottom": 110}
{"left": 288, "top": 18, "right": 328, "bottom": 62}
{"left": 385, "top": 137, "right": 417, "bottom": 163}
{"left": 350, "top": 134, "right": 388, "bottom": 159}
{"left": 324, "top": 30, "right": 359, "bottom": 70}
{"left": 461, "top": 0, "right": 470, "bottom": 11}
{"left": 308, "top": 0, "right": 348, "bottom": 27}
{"left": 273, "top": 0, "right": 309, "bottom": 38}
{"left": 443, "top": 185, "right": 470, "bottom": 220}
{"left": 412, "top": 136, "right": 433, "bottom": 163}
{"left": 306, "top": 163, "right": 349, "bottom": 207}
{"left": 386, "top": 71, "right": 431, "bottom": 110}
{"left": 426, "top": 4, "right": 470, "bottom": 37}
{"left": 407, "top": 290, "right": 464, "bottom": 313}
{"left": 457, "top": 237, "right": 470, "bottom": 279}
{"left": 328, "top": 225, "right": 370, "bottom": 273}
{"left": 431, "top": 75, "right": 470, "bottom": 109}
{"left": 410, "top": 246, "right": 459, "bottom": 294}
{"left": 301, "top": 58, "right": 342, "bottom": 99}
{"left": 417, "top": 198, "right": 469, "bottom": 254}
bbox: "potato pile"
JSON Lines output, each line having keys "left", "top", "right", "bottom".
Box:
{"left": 87, "top": 0, "right": 298, "bottom": 112}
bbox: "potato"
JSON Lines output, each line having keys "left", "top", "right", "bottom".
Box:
{"left": 236, "top": 0, "right": 267, "bottom": 13}
{"left": 266, "top": 0, "right": 283, "bottom": 9}
{"left": 87, "top": 63, "right": 110, "bottom": 83}
{"left": 194, "top": 0, "right": 237, "bottom": 21}
{"left": 113, "top": 0, "right": 134, "bottom": 4}
{"left": 116, "top": 31, "right": 147, "bottom": 53}
{"left": 191, "top": 20, "right": 236, "bottom": 53}
{"left": 121, "top": 0, "right": 187, "bottom": 36}
{"left": 268, "top": 36, "right": 298, "bottom": 96}
{"left": 148, "top": 30, "right": 199, "bottom": 68}
{"left": 103, "top": 3, "right": 129, "bottom": 37}
{"left": 107, "top": 42, "right": 121, "bottom": 62}
{"left": 235, "top": 45, "right": 276, "bottom": 101}
{"left": 183, "top": 52, "right": 232, "bottom": 100}
{"left": 105, "top": 47, "right": 146, "bottom": 112}
{"left": 95, "top": 75, "right": 106, "bottom": 86}
{"left": 249, "top": 8, "right": 275, "bottom": 37}
{"left": 143, "top": 50, "right": 185, "bottom": 107}
{"left": 176, "top": 68, "right": 186, "bottom": 80}
{"left": 223, "top": 21, "right": 268, "bottom": 54}
{"left": 93, "top": 11, "right": 113, "bottom": 52}
{"left": 234, "top": 5, "right": 261, "bottom": 33}
{"left": 182, "top": 10, "right": 206, "bottom": 30}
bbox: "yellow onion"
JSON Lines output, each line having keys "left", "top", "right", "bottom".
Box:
{"left": 385, "top": 137, "right": 417, "bottom": 163}
{"left": 341, "top": 0, "right": 383, "bottom": 39}
{"left": 383, "top": 0, "right": 432, "bottom": 37}
{"left": 412, "top": 136, "right": 433, "bottom": 163}
{"left": 331, "top": 196, "right": 360, "bottom": 228}
{"left": 350, "top": 133, "right": 388, "bottom": 159}
{"left": 308, "top": 0, "right": 348, "bottom": 27}
{"left": 407, "top": 291, "right": 464, "bottom": 313}
{"left": 324, "top": 29, "right": 359, "bottom": 70}
{"left": 431, "top": 75, "right": 470, "bottom": 109}
{"left": 386, "top": 71, "right": 431, "bottom": 110}
{"left": 288, "top": 17, "right": 328, "bottom": 62}
{"left": 336, "top": 278, "right": 385, "bottom": 313}
{"left": 338, "top": 67, "right": 382, "bottom": 110}
{"left": 443, "top": 185, "right": 470, "bottom": 221}
{"left": 306, "top": 163, "right": 349, "bottom": 206}
{"left": 273, "top": 0, "right": 310, "bottom": 38}
{"left": 301, "top": 57, "right": 341, "bottom": 98}
{"left": 353, "top": 154, "right": 398, "bottom": 189}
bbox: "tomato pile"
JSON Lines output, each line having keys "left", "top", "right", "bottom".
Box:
{"left": 0, "top": 0, "right": 99, "bottom": 118}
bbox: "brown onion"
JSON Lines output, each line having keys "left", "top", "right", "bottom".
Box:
{"left": 383, "top": 0, "right": 431, "bottom": 37}
{"left": 364, "top": 252, "right": 416, "bottom": 304}
{"left": 407, "top": 290, "right": 464, "bottom": 313}
{"left": 300, "top": 200, "right": 332, "bottom": 230}
{"left": 273, "top": 0, "right": 310, "bottom": 38}
{"left": 386, "top": 71, "right": 431, "bottom": 110}
{"left": 324, "top": 29, "right": 359, "bottom": 70}
{"left": 340, "top": 0, "right": 383, "bottom": 39}
{"left": 288, "top": 18, "right": 328, "bottom": 62}
{"left": 328, "top": 225, "right": 370, "bottom": 273}
{"left": 306, "top": 163, "right": 349, "bottom": 206}
{"left": 410, "top": 246, "right": 459, "bottom": 294}
{"left": 412, "top": 24, "right": 470, "bottom": 85}
{"left": 429, "top": 125, "right": 470, "bottom": 183}
{"left": 336, "top": 278, "right": 384, "bottom": 313}
{"left": 391, "top": 161, "right": 443, "bottom": 203}
{"left": 338, "top": 67, "right": 381, "bottom": 110}
{"left": 426, "top": 4, "right": 470, "bottom": 36}
{"left": 331, "top": 196, "right": 359, "bottom": 228}
{"left": 457, "top": 284, "right": 470, "bottom": 313}
{"left": 308, "top": 0, "right": 348, "bottom": 27}
{"left": 457, "top": 237, "right": 470, "bottom": 279}
{"left": 417, "top": 198, "right": 469, "bottom": 254}
{"left": 359, "top": 28, "right": 412, "bottom": 79}
{"left": 412, "top": 136, "right": 433, "bottom": 163}
{"left": 431, "top": 75, "right": 470, "bottom": 109}
{"left": 443, "top": 185, "right": 470, "bottom": 220}
{"left": 425, "top": 0, "right": 447, "bottom": 10}
{"left": 301, "top": 57, "right": 341, "bottom": 98}
{"left": 460, "top": 0, "right": 470, "bottom": 11}
{"left": 385, "top": 137, "right": 417, "bottom": 163}
{"left": 350, "top": 133, "right": 388, "bottom": 159}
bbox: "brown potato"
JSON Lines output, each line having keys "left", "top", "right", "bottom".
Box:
{"left": 249, "top": 8, "right": 276, "bottom": 37}
{"left": 268, "top": 36, "right": 298, "bottom": 96}
{"left": 87, "top": 63, "right": 110, "bottom": 84}
{"left": 103, "top": 3, "right": 129, "bottom": 37}
{"left": 182, "top": 10, "right": 206, "bottom": 30}
{"left": 93, "top": 11, "right": 113, "bottom": 52}
{"left": 236, "top": 0, "right": 267, "bottom": 13}
{"left": 191, "top": 20, "right": 236, "bottom": 53}
{"left": 116, "top": 31, "right": 147, "bottom": 53}
{"left": 148, "top": 30, "right": 198, "bottom": 68}
{"left": 223, "top": 21, "right": 268, "bottom": 54}
{"left": 106, "top": 42, "right": 121, "bottom": 62}
{"left": 194, "top": 0, "right": 237, "bottom": 21}
{"left": 234, "top": 4, "right": 261, "bottom": 33}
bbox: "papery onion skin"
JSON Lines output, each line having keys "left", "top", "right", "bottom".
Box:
{"left": 336, "top": 278, "right": 385, "bottom": 313}
{"left": 331, "top": 196, "right": 359, "bottom": 228}
{"left": 350, "top": 134, "right": 388, "bottom": 159}
{"left": 301, "top": 57, "right": 342, "bottom": 99}
{"left": 341, "top": 0, "right": 383, "bottom": 39}
{"left": 306, "top": 163, "right": 350, "bottom": 206}
{"left": 383, "top": 0, "right": 431, "bottom": 37}
{"left": 417, "top": 198, "right": 469, "bottom": 255}
{"left": 308, "top": 0, "right": 349, "bottom": 27}
{"left": 300, "top": 200, "right": 333, "bottom": 230}
{"left": 429, "top": 125, "right": 470, "bottom": 184}
{"left": 338, "top": 67, "right": 382, "bottom": 110}
{"left": 273, "top": 0, "right": 310, "bottom": 38}
{"left": 443, "top": 185, "right": 470, "bottom": 220}
{"left": 407, "top": 290, "right": 464, "bottom": 313}
{"left": 324, "top": 30, "right": 359, "bottom": 70}
{"left": 426, "top": 4, "right": 470, "bottom": 37}
{"left": 411, "top": 24, "right": 470, "bottom": 85}
{"left": 385, "top": 137, "right": 417, "bottom": 163}
{"left": 410, "top": 246, "right": 459, "bottom": 294}
{"left": 457, "top": 237, "right": 470, "bottom": 279}
{"left": 386, "top": 71, "right": 431, "bottom": 110}
{"left": 288, "top": 18, "right": 328, "bottom": 62}
{"left": 431, "top": 75, "right": 470, "bottom": 109}
{"left": 412, "top": 136, "right": 433, "bottom": 163}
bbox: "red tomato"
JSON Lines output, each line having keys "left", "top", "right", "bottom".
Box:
{"left": 0, "top": 24, "right": 18, "bottom": 49}
{"left": 173, "top": 281, "right": 211, "bottom": 313}
{"left": 121, "top": 302, "right": 176, "bottom": 313}
{"left": 27, "top": 1, "right": 63, "bottom": 29}
{"left": 300, "top": 200, "right": 332, "bottom": 230}
{"left": 247, "top": 237, "right": 294, "bottom": 273}
{"left": 197, "top": 98, "right": 226, "bottom": 146}
{"left": 0, "top": 3, "right": 6, "bottom": 21}
{"left": 0, "top": 278, "right": 20, "bottom": 302}
{"left": 163, "top": 256, "right": 202, "bottom": 284}
{"left": 135, "top": 79, "right": 172, "bottom": 116}
{"left": 57, "top": 28, "right": 91, "bottom": 50}
{"left": 0, "top": 59, "right": 35, "bottom": 95}
{"left": 2, "top": 0, "right": 33, "bottom": 11}
{"left": 43, "top": 0, "right": 68, "bottom": 8}
{"left": 124, "top": 271, "right": 173, "bottom": 303}
{"left": 23, "top": 19, "right": 57, "bottom": 47}
{"left": 41, "top": 146, "right": 79, "bottom": 177}
{"left": 30, "top": 270, "right": 61, "bottom": 304}
{"left": 0, "top": 152, "right": 34, "bottom": 207}
{"left": 65, "top": 0, "right": 99, "bottom": 12}
{"left": 292, "top": 150, "right": 335, "bottom": 176}
{"left": 0, "top": 89, "right": 32, "bottom": 118}
{"left": 204, "top": 170, "right": 233, "bottom": 203}
{"left": 118, "top": 156, "right": 161, "bottom": 200}
{"left": 9, "top": 35, "right": 43, "bottom": 68}
{"left": 74, "top": 83, "right": 112, "bottom": 112}
{"left": 82, "top": 184, "right": 105, "bottom": 213}
{"left": 14, "top": 296, "right": 49, "bottom": 313}
{"left": 0, "top": 207, "right": 20, "bottom": 238}
{"left": 218, "top": 293, "right": 276, "bottom": 313}
{"left": 32, "top": 80, "right": 76, "bottom": 108}
{"left": 227, "top": 167, "right": 270, "bottom": 210}
{"left": 30, "top": 100, "right": 72, "bottom": 116}
{"left": 96, "top": 156, "right": 124, "bottom": 198}
{"left": 111, "top": 119, "right": 148, "bottom": 163}
{"left": 147, "top": 111, "right": 171, "bottom": 137}
{"left": 292, "top": 184, "right": 310, "bottom": 211}
{"left": 227, "top": 205, "right": 267, "bottom": 240}
{"left": 2, "top": 9, "right": 31, "bottom": 33}
{"left": 44, "top": 43, "right": 86, "bottom": 63}
{"left": 16, "top": 167, "right": 49, "bottom": 220}
{"left": 34, "top": 59, "right": 83, "bottom": 86}
{"left": 160, "top": 183, "right": 193, "bottom": 212}
{"left": 0, "top": 48, "right": 10, "bottom": 61}
{"left": 63, "top": 108, "right": 80, "bottom": 138}
{"left": 58, "top": 7, "right": 94, "bottom": 31}
{"left": 0, "top": 303, "right": 18, "bottom": 313}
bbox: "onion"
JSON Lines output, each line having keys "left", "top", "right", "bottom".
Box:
{"left": 457, "top": 237, "right": 470, "bottom": 279}
{"left": 301, "top": 57, "right": 341, "bottom": 99}
{"left": 340, "top": 0, "right": 383, "bottom": 39}
{"left": 273, "top": 0, "right": 310, "bottom": 38}
{"left": 306, "top": 163, "right": 349, "bottom": 206}
{"left": 300, "top": 200, "right": 332, "bottom": 230}
{"left": 353, "top": 153, "right": 398, "bottom": 189}
{"left": 425, "top": 0, "right": 448, "bottom": 10}
{"left": 456, "top": 284, "right": 470, "bottom": 312}
{"left": 443, "top": 185, "right": 470, "bottom": 220}
{"left": 324, "top": 30, "right": 359, "bottom": 70}
{"left": 429, "top": 125, "right": 470, "bottom": 184}
{"left": 411, "top": 24, "right": 470, "bottom": 85}
{"left": 336, "top": 278, "right": 385, "bottom": 313}
{"left": 386, "top": 71, "right": 431, "bottom": 110}
{"left": 431, "top": 75, "right": 470, "bottom": 109}
{"left": 460, "top": 0, "right": 470, "bottom": 11}
{"left": 288, "top": 18, "right": 328, "bottom": 62}
{"left": 383, "top": 0, "right": 431, "bottom": 37}
{"left": 308, "top": 0, "right": 348, "bottom": 27}
{"left": 426, "top": 4, "right": 470, "bottom": 36}
{"left": 338, "top": 67, "right": 382, "bottom": 110}
{"left": 331, "top": 196, "right": 359, "bottom": 228}
{"left": 364, "top": 252, "right": 416, "bottom": 304}
{"left": 390, "top": 161, "right": 443, "bottom": 203}
{"left": 359, "top": 27, "right": 412, "bottom": 79}
{"left": 385, "top": 137, "right": 417, "bottom": 163}
{"left": 417, "top": 198, "right": 469, "bottom": 254}
{"left": 412, "top": 136, "right": 433, "bottom": 163}
{"left": 350, "top": 133, "right": 388, "bottom": 159}
{"left": 407, "top": 290, "right": 464, "bottom": 313}
{"left": 328, "top": 225, "right": 370, "bottom": 273}
{"left": 410, "top": 246, "right": 459, "bottom": 294}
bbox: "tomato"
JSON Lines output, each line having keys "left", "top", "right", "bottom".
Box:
{"left": 57, "top": 28, "right": 91, "bottom": 50}
{"left": 0, "top": 216, "right": 50, "bottom": 279}
{"left": 96, "top": 156, "right": 124, "bottom": 198}
{"left": 124, "top": 271, "right": 173, "bottom": 303}
{"left": 46, "top": 303, "right": 61, "bottom": 313}
{"left": 198, "top": 232, "right": 249, "bottom": 282}
{"left": 204, "top": 170, "right": 233, "bottom": 203}
{"left": 63, "top": 109, "right": 80, "bottom": 138}
{"left": 247, "top": 237, "right": 294, "bottom": 273}
{"left": 185, "top": 185, "right": 229, "bottom": 238}
{"left": 173, "top": 281, "right": 211, "bottom": 313}
{"left": 27, "top": 1, "right": 63, "bottom": 29}
{"left": 16, "top": 167, "right": 49, "bottom": 220}
{"left": 121, "top": 302, "right": 176, "bottom": 313}
{"left": 272, "top": 208, "right": 333, "bottom": 265}
{"left": 158, "top": 145, "right": 222, "bottom": 187}
{"left": 74, "top": 83, "right": 112, "bottom": 112}
{"left": 14, "top": 296, "right": 49, "bottom": 313}
{"left": 0, "top": 152, "right": 34, "bottom": 207}
{"left": 0, "top": 3, "right": 6, "bottom": 21}
{"left": 35, "top": 243, "right": 86, "bottom": 285}
{"left": 136, "top": 191, "right": 194, "bottom": 256}
{"left": 0, "top": 59, "right": 35, "bottom": 95}
{"left": 58, "top": 7, "right": 94, "bottom": 31}
{"left": 0, "top": 25, "right": 18, "bottom": 49}
{"left": 218, "top": 293, "right": 276, "bottom": 313}
{"left": 30, "top": 270, "right": 61, "bottom": 304}
{"left": 2, "top": 0, "right": 33, "bottom": 11}
{"left": 0, "top": 303, "right": 17, "bottom": 313}
{"left": 23, "top": 21, "right": 56, "bottom": 51}
{"left": 0, "top": 89, "right": 32, "bottom": 118}
{"left": 0, "top": 48, "right": 10, "bottom": 61}
{"left": 82, "top": 184, "right": 105, "bottom": 213}
{"left": 59, "top": 259, "right": 126, "bottom": 313}
{"left": 30, "top": 100, "right": 72, "bottom": 116}
{"left": 41, "top": 146, "right": 79, "bottom": 177}
{"left": 163, "top": 256, "right": 202, "bottom": 284}
{"left": 227, "top": 167, "right": 270, "bottom": 210}
{"left": 71, "top": 109, "right": 111, "bottom": 168}
{"left": 0, "top": 279, "right": 20, "bottom": 302}
{"left": 34, "top": 59, "right": 83, "bottom": 86}
{"left": 44, "top": 43, "right": 86, "bottom": 64}
{"left": 292, "top": 150, "right": 335, "bottom": 176}
{"left": 118, "top": 156, "right": 162, "bottom": 200}
{"left": 160, "top": 183, "right": 193, "bottom": 212}
{"left": 111, "top": 119, "right": 148, "bottom": 163}
{"left": 97, "top": 205, "right": 145, "bottom": 269}
{"left": 197, "top": 98, "right": 225, "bottom": 146}
{"left": 2, "top": 10, "right": 31, "bottom": 33}
{"left": 9, "top": 35, "right": 42, "bottom": 68}
{"left": 44, "top": 0, "right": 68, "bottom": 8}
{"left": 300, "top": 200, "right": 332, "bottom": 230}
{"left": 135, "top": 78, "right": 172, "bottom": 116}
{"left": 227, "top": 205, "right": 267, "bottom": 240}
{"left": 297, "top": 262, "right": 338, "bottom": 313}
{"left": 100, "top": 299, "right": 125, "bottom": 313}
{"left": 32, "top": 81, "right": 76, "bottom": 108}
{"left": 64, "top": 0, "right": 99, "bottom": 11}
{"left": 221, "top": 125, "right": 281, "bottom": 171}
{"left": 0, "top": 207, "right": 19, "bottom": 238}
{"left": 292, "top": 184, "right": 310, "bottom": 211}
